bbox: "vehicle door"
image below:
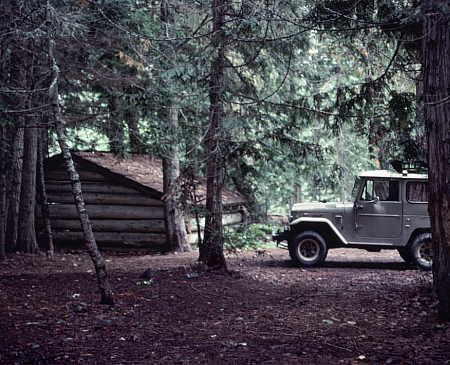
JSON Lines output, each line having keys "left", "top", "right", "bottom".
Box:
{"left": 354, "top": 179, "right": 402, "bottom": 244}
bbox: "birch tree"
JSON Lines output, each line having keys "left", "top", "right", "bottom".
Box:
{"left": 47, "top": 2, "right": 114, "bottom": 305}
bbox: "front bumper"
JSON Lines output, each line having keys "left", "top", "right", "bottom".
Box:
{"left": 272, "top": 228, "right": 290, "bottom": 249}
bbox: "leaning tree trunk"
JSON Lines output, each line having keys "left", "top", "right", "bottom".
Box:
{"left": 48, "top": 23, "right": 114, "bottom": 305}
{"left": 199, "top": 0, "right": 228, "bottom": 270}
{"left": 54, "top": 124, "right": 114, "bottom": 305}
{"left": 160, "top": 0, "right": 191, "bottom": 253}
{"left": 422, "top": 1, "right": 450, "bottom": 321}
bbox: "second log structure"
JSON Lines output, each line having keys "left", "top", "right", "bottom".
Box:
{"left": 43, "top": 151, "right": 246, "bottom": 251}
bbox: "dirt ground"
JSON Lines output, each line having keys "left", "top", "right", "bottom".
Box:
{"left": 1, "top": 247, "right": 449, "bottom": 365}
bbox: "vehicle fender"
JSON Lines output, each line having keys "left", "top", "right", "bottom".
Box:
{"left": 406, "top": 228, "right": 432, "bottom": 248}
{"left": 289, "top": 217, "right": 348, "bottom": 246}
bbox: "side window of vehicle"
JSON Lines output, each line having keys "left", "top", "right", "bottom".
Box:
{"left": 361, "top": 180, "right": 374, "bottom": 201}
{"left": 407, "top": 182, "right": 428, "bottom": 202}
{"left": 361, "top": 180, "right": 399, "bottom": 201}
{"left": 382, "top": 181, "right": 399, "bottom": 201}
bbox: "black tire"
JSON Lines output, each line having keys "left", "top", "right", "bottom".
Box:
{"left": 410, "top": 233, "right": 432, "bottom": 271}
{"left": 397, "top": 247, "right": 414, "bottom": 263}
{"left": 289, "top": 231, "right": 328, "bottom": 267}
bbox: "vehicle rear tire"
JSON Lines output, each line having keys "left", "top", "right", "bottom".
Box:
{"left": 397, "top": 247, "right": 414, "bottom": 263}
{"left": 410, "top": 233, "right": 432, "bottom": 271}
{"left": 289, "top": 231, "right": 328, "bottom": 267}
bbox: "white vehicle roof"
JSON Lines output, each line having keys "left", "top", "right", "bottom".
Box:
{"left": 358, "top": 170, "right": 428, "bottom": 180}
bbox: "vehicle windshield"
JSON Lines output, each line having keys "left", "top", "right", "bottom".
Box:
{"left": 351, "top": 177, "right": 362, "bottom": 201}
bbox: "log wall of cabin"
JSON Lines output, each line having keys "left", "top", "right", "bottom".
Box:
{"left": 44, "top": 166, "right": 168, "bottom": 250}
{"left": 185, "top": 209, "right": 244, "bottom": 244}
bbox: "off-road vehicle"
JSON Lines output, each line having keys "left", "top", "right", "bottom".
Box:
{"left": 273, "top": 169, "right": 432, "bottom": 269}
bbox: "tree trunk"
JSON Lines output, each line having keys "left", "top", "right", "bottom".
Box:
{"left": 125, "top": 106, "right": 144, "bottom": 154}
{"left": 5, "top": 32, "right": 26, "bottom": 253}
{"left": 199, "top": 0, "right": 228, "bottom": 270}
{"left": 422, "top": 0, "right": 450, "bottom": 321}
{"left": 160, "top": 0, "right": 191, "bottom": 253}
{"left": 185, "top": 170, "right": 203, "bottom": 246}
{"left": 17, "top": 125, "right": 39, "bottom": 253}
{"left": 5, "top": 126, "right": 24, "bottom": 252}
{"left": 0, "top": 22, "right": 8, "bottom": 260}
{"left": 415, "top": 73, "right": 427, "bottom": 160}
{"left": 230, "top": 157, "right": 258, "bottom": 217}
{"left": 48, "top": 26, "right": 114, "bottom": 305}
{"left": 163, "top": 144, "right": 191, "bottom": 252}
{"left": 55, "top": 124, "right": 115, "bottom": 305}
{"left": 106, "top": 94, "right": 125, "bottom": 156}
{"left": 36, "top": 129, "right": 54, "bottom": 257}
{"left": 0, "top": 126, "right": 7, "bottom": 260}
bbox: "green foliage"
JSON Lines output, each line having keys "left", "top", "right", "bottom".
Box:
{"left": 43, "top": 0, "right": 423, "bottom": 216}
{"left": 224, "top": 223, "right": 277, "bottom": 253}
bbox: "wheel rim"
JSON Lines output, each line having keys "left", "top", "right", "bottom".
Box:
{"left": 297, "top": 239, "right": 320, "bottom": 262}
{"left": 417, "top": 239, "right": 432, "bottom": 267}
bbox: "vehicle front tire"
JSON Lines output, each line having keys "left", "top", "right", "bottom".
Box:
{"left": 289, "top": 231, "right": 328, "bottom": 267}
{"left": 410, "top": 233, "right": 432, "bottom": 271}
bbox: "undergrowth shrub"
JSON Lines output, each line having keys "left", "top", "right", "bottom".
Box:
{"left": 224, "top": 223, "right": 276, "bottom": 253}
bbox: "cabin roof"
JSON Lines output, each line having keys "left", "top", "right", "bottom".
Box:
{"left": 46, "top": 151, "right": 246, "bottom": 205}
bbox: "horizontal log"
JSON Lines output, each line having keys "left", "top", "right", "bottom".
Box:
{"left": 47, "top": 192, "right": 163, "bottom": 206}
{"left": 52, "top": 231, "right": 167, "bottom": 246}
{"left": 49, "top": 204, "right": 165, "bottom": 220}
{"left": 97, "top": 243, "right": 169, "bottom": 252}
{"left": 51, "top": 219, "right": 165, "bottom": 233}
{"left": 187, "top": 232, "right": 202, "bottom": 245}
{"left": 223, "top": 212, "right": 243, "bottom": 226}
{"left": 46, "top": 182, "right": 140, "bottom": 195}
{"left": 46, "top": 169, "right": 106, "bottom": 182}
{"left": 187, "top": 212, "right": 242, "bottom": 232}
{"left": 56, "top": 242, "right": 169, "bottom": 253}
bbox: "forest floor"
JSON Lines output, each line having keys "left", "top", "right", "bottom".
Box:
{"left": 1, "top": 247, "right": 449, "bottom": 365}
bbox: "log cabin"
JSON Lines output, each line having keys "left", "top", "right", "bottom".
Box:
{"left": 43, "top": 151, "right": 246, "bottom": 251}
